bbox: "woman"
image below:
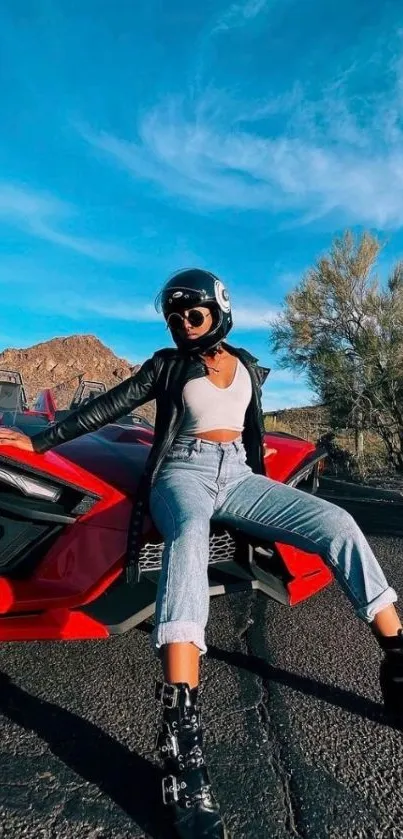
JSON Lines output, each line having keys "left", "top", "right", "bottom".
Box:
{"left": 0, "top": 268, "right": 402, "bottom": 839}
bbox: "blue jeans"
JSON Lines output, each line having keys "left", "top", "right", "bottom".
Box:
{"left": 149, "top": 435, "right": 397, "bottom": 654}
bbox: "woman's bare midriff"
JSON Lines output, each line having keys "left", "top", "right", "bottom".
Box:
{"left": 194, "top": 430, "right": 241, "bottom": 442}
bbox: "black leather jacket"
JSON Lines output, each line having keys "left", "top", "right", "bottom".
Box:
{"left": 32, "top": 342, "right": 270, "bottom": 482}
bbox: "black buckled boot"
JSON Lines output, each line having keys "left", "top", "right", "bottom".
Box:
{"left": 379, "top": 630, "right": 403, "bottom": 715}
{"left": 156, "top": 681, "right": 228, "bottom": 838}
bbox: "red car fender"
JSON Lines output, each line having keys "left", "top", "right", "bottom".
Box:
{"left": 0, "top": 608, "right": 110, "bottom": 641}
{"left": 263, "top": 432, "right": 318, "bottom": 482}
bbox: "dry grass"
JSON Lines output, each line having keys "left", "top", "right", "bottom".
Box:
{"left": 265, "top": 415, "right": 385, "bottom": 456}
{"left": 264, "top": 414, "right": 395, "bottom": 482}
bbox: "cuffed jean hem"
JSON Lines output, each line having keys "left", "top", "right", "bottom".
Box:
{"left": 152, "top": 620, "right": 207, "bottom": 655}
{"left": 356, "top": 586, "right": 398, "bottom": 622}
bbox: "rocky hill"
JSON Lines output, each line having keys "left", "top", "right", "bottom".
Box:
{"left": 0, "top": 334, "right": 155, "bottom": 423}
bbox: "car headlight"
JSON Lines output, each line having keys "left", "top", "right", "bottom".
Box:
{"left": 0, "top": 467, "right": 61, "bottom": 502}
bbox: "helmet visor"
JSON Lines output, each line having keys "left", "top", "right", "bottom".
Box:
{"left": 155, "top": 286, "right": 209, "bottom": 315}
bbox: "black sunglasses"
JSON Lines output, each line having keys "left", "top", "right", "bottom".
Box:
{"left": 167, "top": 308, "right": 210, "bottom": 331}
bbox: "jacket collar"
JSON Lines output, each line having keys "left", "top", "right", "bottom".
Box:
{"left": 155, "top": 342, "right": 270, "bottom": 385}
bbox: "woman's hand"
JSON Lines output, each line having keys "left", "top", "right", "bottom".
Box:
{"left": 263, "top": 445, "right": 277, "bottom": 458}
{"left": 0, "top": 428, "right": 34, "bottom": 452}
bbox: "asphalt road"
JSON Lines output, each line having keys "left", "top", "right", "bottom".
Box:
{"left": 1, "top": 532, "right": 403, "bottom": 838}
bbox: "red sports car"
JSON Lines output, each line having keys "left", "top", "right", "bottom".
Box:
{"left": 0, "top": 418, "right": 332, "bottom": 642}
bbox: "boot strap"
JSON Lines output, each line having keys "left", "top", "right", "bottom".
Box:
{"left": 156, "top": 680, "right": 199, "bottom": 707}
{"left": 157, "top": 718, "right": 201, "bottom": 749}
{"left": 156, "top": 681, "right": 181, "bottom": 708}
{"left": 162, "top": 766, "right": 211, "bottom": 807}
{"left": 158, "top": 730, "right": 204, "bottom": 766}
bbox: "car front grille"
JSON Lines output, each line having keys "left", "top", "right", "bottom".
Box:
{"left": 138, "top": 529, "right": 237, "bottom": 573}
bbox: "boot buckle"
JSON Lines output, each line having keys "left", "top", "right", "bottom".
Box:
{"left": 156, "top": 682, "right": 179, "bottom": 708}
{"left": 162, "top": 774, "right": 179, "bottom": 804}
{"left": 160, "top": 733, "right": 179, "bottom": 758}
{"left": 162, "top": 774, "right": 188, "bottom": 805}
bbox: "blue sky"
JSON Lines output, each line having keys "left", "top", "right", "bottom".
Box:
{"left": 1, "top": 0, "right": 403, "bottom": 410}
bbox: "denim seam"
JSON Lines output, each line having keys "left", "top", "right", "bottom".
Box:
{"left": 220, "top": 510, "right": 366, "bottom": 608}
{"left": 152, "top": 484, "right": 177, "bottom": 623}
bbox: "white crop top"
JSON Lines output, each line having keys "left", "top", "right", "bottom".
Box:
{"left": 180, "top": 360, "right": 252, "bottom": 434}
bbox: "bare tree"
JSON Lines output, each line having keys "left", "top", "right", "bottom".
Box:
{"left": 270, "top": 231, "right": 403, "bottom": 470}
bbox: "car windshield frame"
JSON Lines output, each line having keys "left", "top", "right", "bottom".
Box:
{"left": 0, "top": 381, "right": 26, "bottom": 412}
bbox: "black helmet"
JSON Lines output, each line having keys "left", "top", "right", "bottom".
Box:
{"left": 155, "top": 268, "right": 233, "bottom": 353}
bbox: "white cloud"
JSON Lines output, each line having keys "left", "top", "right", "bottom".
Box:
{"left": 25, "top": 292, "right": 161, "bottom": 322}
{"left": 81, "top": 52, "right": 403, "bottom": 230}
{"left": 83, "top": 105, "right": 403, "bottom": 227}
{"left": 232, "top": 304, "right": 278, "bottom": 329}
{"left": 213, "top": 0, "right": 270, "bottom": 32}
{"left": 76, "top": 299, "right": 161, "bottom": 322}
{"left": 0, "top": 184, "right": 129, "bottom": 262}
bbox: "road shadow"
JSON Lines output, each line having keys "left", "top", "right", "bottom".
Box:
{"left": 135, "top": 620, "right": 403, "bottom": 729}
{"left": 0, "top": 672, "right": 174, "bottom": 838}
{"left": 206, "top": 644, "right": 403, "bottom": 732}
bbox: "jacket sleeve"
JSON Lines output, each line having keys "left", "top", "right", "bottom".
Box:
{"left": 31, "top": 356, "right": 157, "bottom": 453}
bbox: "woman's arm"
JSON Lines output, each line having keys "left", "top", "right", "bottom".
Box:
{"left": 31, "top": 356, "right": 157, "bottom": 453}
